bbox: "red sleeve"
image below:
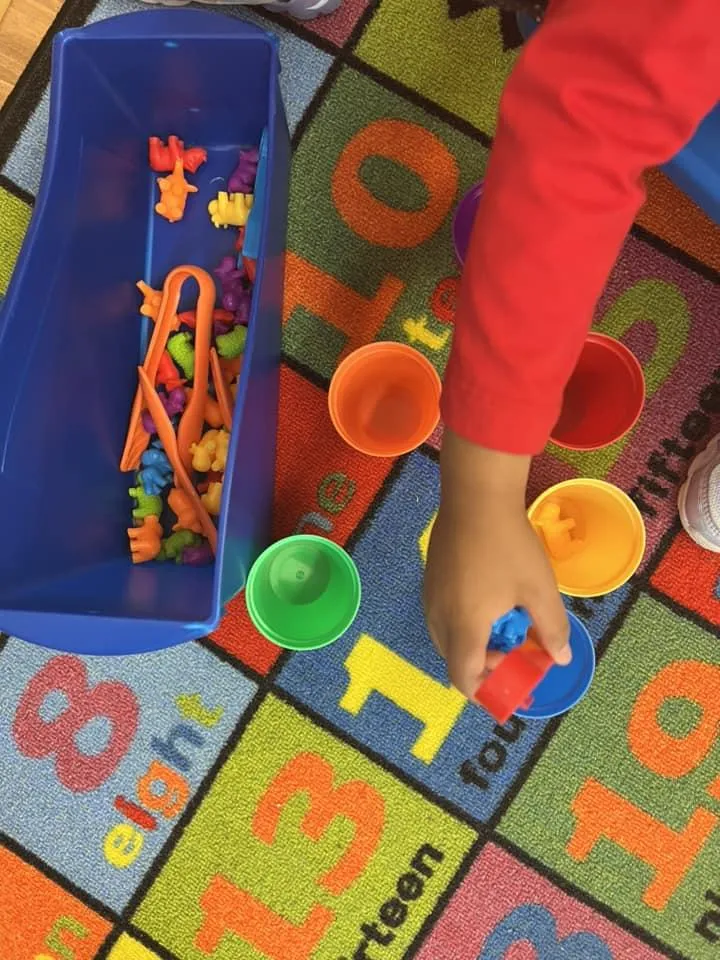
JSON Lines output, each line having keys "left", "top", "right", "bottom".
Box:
{"left": 442, "top": 0, "right": 720, "bottom": 455}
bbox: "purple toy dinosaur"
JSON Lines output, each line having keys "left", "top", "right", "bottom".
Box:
{"left": 182, "top": 542, "right": 214, "bottom": 566}
{"left": 214, "top": 256, "right": 251, "bottom": 323}
{"left": 141, "top": 387, "right": 185, "bottom": 435}
{"left": 228, "top": 146, "right": 259, "bottom": 194}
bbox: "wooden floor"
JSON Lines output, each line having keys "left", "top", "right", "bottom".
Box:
{"left": 0, "top": 0, "right": 62, "bottom": 106}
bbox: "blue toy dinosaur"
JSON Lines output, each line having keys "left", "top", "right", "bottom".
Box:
{"left": 139, "top": 442, "right": 173, "bottom": 496}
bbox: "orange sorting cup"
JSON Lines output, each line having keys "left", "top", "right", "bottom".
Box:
{"left": 529, "top": 479, "right": 646, "bottom": 597}
{"left": 328, "top": 342, "right": 441, "bottom": 457}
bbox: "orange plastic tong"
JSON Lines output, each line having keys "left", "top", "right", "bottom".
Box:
{"left": 175, "top": 277, "right": 216, "bottom": 474}
{"left": 209, "top": 347, "right": 234, "bottom": 432}
{"left": 121, "top": 266, "right": 216, "bottom": 472}
{"left": 137, "top": 367, "right": 217, "bottom": 552}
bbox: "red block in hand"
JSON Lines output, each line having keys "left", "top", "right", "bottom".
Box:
{"left": 474, "top": 637, "right": 554, "bottom": 724}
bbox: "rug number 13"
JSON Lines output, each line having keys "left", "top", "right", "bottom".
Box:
{"left": 195, "top": 751, "right": 385, "bottom": 959}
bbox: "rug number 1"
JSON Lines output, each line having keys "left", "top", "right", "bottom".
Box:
{"left": 340, "top": 633, "right": 465, "bottom": 764}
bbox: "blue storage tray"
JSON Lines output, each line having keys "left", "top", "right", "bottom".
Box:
{"left": 0, "top": 10, "right": 289, "bottom": 654}
{"left": 663, "top": 106, "right": 720, "bottom": 225}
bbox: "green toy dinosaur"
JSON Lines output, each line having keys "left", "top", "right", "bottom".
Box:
{"left": 129, "top": 483, "right": 162, "bottom": 521}
{"left": 160, "top": 529, "right": 201, "bottom": 563}
{"left": 167, "top": 331, "right": 196, "bottom": 379}
{"left": 216, "top": 325, "right": 247, "bottom": 360}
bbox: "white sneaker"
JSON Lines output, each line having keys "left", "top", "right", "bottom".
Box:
{"left": 678, "top": 433, "right": 720, "bottom": 552}
{"left": 141, "top": 0, "right": 342, "bottom": 18}
{"left": 265, "top": 0, "right": 343, "bottom": 18}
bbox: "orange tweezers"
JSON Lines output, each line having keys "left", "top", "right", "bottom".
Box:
{"left": 121, "top": 265, "right": 217, "bottom": 473}
{"left": 138, "top": 367, "right": 217, "bottom": 553}
{"left": 209, "top": 347, "right": 234, "bottom": 431}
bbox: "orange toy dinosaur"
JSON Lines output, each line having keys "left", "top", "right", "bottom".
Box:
{"left": 168, "top": 487, "right": 204, "bottom": 535}
{"left": 155, "top": 159, "right": 197, "bottom": 223}
{"left": 127, "top": 515, "right": 163, "bottom": 564}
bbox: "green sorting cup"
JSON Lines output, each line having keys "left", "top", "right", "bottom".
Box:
{"left": 245, "top": 535, "right": 362, "bottom": 650}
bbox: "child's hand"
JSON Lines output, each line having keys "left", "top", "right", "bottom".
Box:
{"left": 423, "top": 431, "right": 571, "bottom": 700}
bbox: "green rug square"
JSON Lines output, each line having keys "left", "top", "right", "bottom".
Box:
{"left": 355, "top": 0, "right": 517, "bottom": 138}
{"left": 286, "top": 64, "right": 488, "bottom": 382}
{"left": 0, "top": 187, "right": 31, "bottom": 296}
{"left": 499, "top": 592, "right": 720, "bottom": 960}
{"left": 134, "top": 694, "right": 476, "bottom": 960}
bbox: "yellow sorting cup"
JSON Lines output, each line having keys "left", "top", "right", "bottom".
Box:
{"left": 529, "top": 479, "right": 646, "bottom": 597}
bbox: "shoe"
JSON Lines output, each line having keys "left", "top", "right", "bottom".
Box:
{"left": 678, "top": 433, "right": 720, "bottom": 551}
{"left": 141, "top": 0, "right": 342, "bottom": 18}
{"left": 264, "top": 0, "right": 343, "bottom": 17}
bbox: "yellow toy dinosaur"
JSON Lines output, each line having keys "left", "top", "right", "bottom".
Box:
{"left": 208, "top": 191, "right": 253, "bottom": 229}
{"left": 190, "top": 429, "right": 230, "bottom": 473}
{"left": 201, "top": 481, "right": 223, "bottom": 517}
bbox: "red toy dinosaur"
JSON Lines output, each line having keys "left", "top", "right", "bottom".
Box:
{"left": 148, "top": 136, "right": 207, "bottom": 174}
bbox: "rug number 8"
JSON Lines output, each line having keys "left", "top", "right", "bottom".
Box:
{"left": 12, "top": 656, "right": 139, "bottom": 792}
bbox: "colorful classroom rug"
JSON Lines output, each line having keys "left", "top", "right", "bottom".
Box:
{"left": 2, "top": 2, "right": 720, "bottom": 958}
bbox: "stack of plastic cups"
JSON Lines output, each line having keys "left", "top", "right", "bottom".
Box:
{"left": 249, "top": 183, "right": 648, "bottom": 669}
{"left": 515, "top": 338, "right": 646, "bottom": 718}
{"left": 539, "top": 330, "right": 647, "bottom": 598}
{"left": 475, "top": 478, "right": 646, "bottom": 723}
{"left": 328, "top": 341, "right": 442, "bottom": 458}
{"left": 245, "top": 535, "right": 361, "bottom": 651}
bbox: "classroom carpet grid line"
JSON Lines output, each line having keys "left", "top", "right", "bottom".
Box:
{"left": 0, "top": 1, "right": 720, "bottom": 959}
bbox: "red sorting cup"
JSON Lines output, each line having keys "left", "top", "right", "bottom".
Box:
{"left": 328, "top": 342, "right": 441, "bottom": 457}
{"left": 551, "top": 333, "right": 645, "bottom": 451}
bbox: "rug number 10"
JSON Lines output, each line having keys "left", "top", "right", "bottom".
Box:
{"left": 567, "top": 660, "right": 720, "bottom": 910}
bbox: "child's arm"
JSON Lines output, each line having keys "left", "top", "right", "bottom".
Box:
{"left": 427, "top": 0, "right": 719, "bottom": 698}
{"left": 444, "top": 0, "right": 718, "bottom": 454}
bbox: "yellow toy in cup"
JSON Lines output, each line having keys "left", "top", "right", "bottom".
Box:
{"left": 529, "top": 479, "right": 645, "bottom": 597}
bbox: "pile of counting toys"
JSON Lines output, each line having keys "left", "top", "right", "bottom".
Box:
{"left": 122, "top": 137, "right": 259, "bottom": 567}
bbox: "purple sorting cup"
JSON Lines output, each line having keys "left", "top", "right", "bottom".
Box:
{"left": 452, "top": 180, "right": 484, "bottom": 267}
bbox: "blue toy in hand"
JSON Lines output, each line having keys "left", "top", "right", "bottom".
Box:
{"left": 488, "top": 607, "right": 532, "bottom": 653}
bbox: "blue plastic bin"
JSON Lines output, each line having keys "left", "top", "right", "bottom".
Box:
{"left": 663, "top": 107, "right": 720, "bottom": 225}
{"left": 0, "top": 10, "right": 289, "bottom": 654}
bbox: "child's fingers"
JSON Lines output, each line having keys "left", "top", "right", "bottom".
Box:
{"left": 445, "top": 625, "right": 492, "bottom": 699}
{"left": 526, "top": 584, "right": 571, "bottom": 665}
{"left": 485, "top": 649, "right": 505, "bottom": 672}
